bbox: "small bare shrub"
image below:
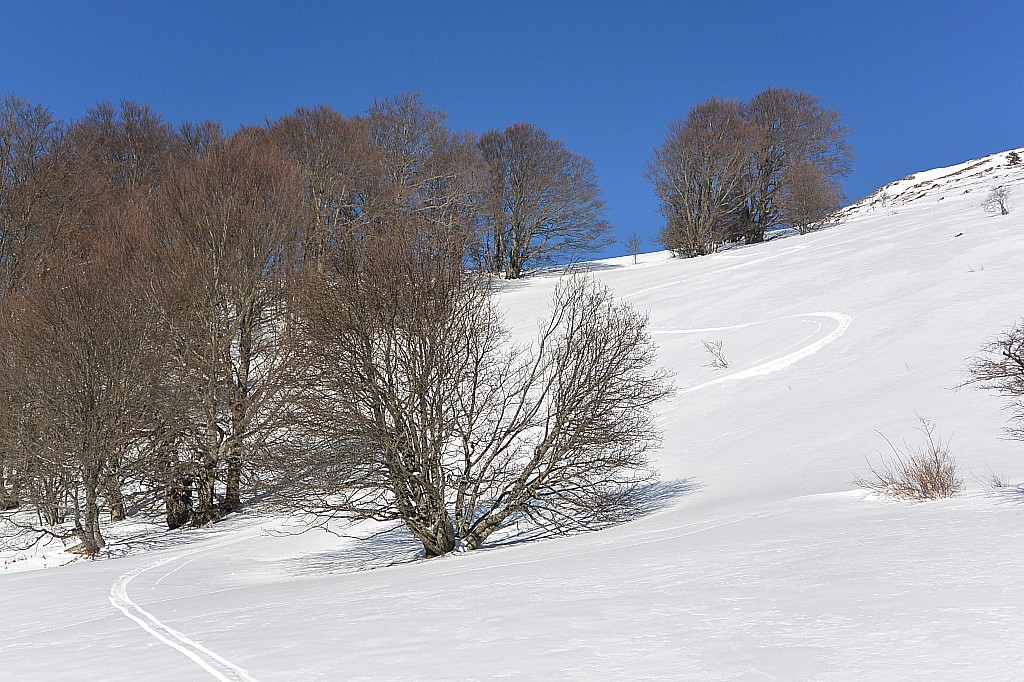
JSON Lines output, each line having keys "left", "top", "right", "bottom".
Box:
{"left": 702, "top": 339, "right": 729, "bottom": 370}
{"left": 983, "top": 471, "right": 1010, "bottom": 490}
{"left": 855, "top": 418, "right": 963, "bottom": 501}
{"left": 984, "top": 185, "right": 1010, "bottom": 215}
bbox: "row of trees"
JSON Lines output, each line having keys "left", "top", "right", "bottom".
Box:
{"left": 647, "top": 88, "right": 853, "bottom": 257}
{"left": 0, "top": 94, "right": 671, "bottom": 557}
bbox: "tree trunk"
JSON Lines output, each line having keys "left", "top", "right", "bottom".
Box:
{"left": 104, "top": 470, "right": 126, "bottom": 522}
{"left": 416, "top": 518, "right": 457, "bottom": 558}
{"left": 78, "top": 462, "right": 106, "bottom": 553}
{"left": 222, "top": 454, "right": 241, "bottom": 512}
{"left": 0, "top": 461, "right": 18, "bottom": 511}
{"left": 165, "top": 476, "right": 193, "bottom": 530}
{"left": 191, "top": 455, "right": 220, "bottom": 526}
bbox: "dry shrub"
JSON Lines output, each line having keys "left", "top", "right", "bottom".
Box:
{"left": 855, "top": 417, "right": 963, "bottom": 501}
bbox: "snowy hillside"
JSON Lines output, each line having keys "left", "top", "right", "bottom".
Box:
{"left": 3, "top": 149, "right": 1024, "bottom": 681}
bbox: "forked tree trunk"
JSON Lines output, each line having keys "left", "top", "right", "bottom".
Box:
{"left": 74, "top": 461, "right": 106, "bottom": 554}
{"left": 393, "top": 470, "right": 456, "bottom": 557}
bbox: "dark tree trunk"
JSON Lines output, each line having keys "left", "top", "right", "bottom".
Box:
{"left": 0, "top": 462, "right": 18, "bottom": 511}
{"left": 191, "top": 454, "right": 221, "bottom": 526}
{"left": 75, "top": 461, "right": 106, "bottom": 553}
{"left": 104, "top": 470, "right": 126, "bottom": 522}
{"left": 222, "top": 454, "right": 241, "bottom": 512}
{"left": 165, "top": 476, "right": 193, "bottom": 530}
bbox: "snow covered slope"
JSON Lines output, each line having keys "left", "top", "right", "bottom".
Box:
{"left": 3, "top": 149, "right": 1024, "bottom": 681}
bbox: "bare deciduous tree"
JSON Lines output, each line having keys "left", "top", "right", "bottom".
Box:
{"left": 779, "top": 160, "right": 844, "bottom": 234}
{"left": 740, "top": 88, "right": 853, "bottom": 244}
{"left": 648, "top": 89, "right": 852, "bottom": 257}
{"left": 479, "top": 122, "right": 611, "bottom": 278}
{"left": 0, "top": 96, "right": 64, "bottom": 511}
{"left": 963, "top": 319, "right": 1024, "bottom": 440}
{"left": 624, "top": 230, "right": 642, "bottom": 265}
{"left": 285, "top": 216, "right": 673, "bottom": 557}
{"left": 149, "top": 128, "right": 307, "bottom": 526}
{"left": 647, "top": 98, "right": 750, "bottom": 257}
{"left": 984, "top": 185, "right": 1010, "bottom": 215}
{"left": 3, "top": 208, "right": 160, "bottom": 553}
{"left": 269, "top": 106, "right": 385, "bottom": 271}
{"left": 701, "top": 339, "right": 729, "bottom": 370}
{"left": 368, "top": 93, "right": 482, "bottom": 242}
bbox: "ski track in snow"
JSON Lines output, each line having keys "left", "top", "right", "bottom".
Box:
{"left": 109, "top": 532, "right": 262, "bottom": 682}
{"left": 653, "top": 312, "right": 852, "bottom": 399}
{"left": 437, "top": 313, "right": 850, "bottom": 575}
{"left": 105, "top": 312, "right": 849, "bottom": 681}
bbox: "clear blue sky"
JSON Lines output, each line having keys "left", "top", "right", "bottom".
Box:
{"left": 3, "top": 1, "right": 1022, "bottom": 257}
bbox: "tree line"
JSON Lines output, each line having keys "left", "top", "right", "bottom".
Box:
{"left": 0, "top": 88, "right": 851, "bottom": 557}
{"left": 0, "top": 93, "right": 672, "bottom": 557}
{"left": 647, "top": 88, "right": 853, "bottom": 257}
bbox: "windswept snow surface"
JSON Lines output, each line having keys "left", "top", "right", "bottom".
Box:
{"left": 3, "top": 149, "right": 1024, "bottom": 681}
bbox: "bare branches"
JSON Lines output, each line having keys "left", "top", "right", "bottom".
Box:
{"left": 285, "top": 210, "right": 674, "bottom": 556}
{"left": 647, "top": 98, "right": 749, "bottom": 257}
{"left": 962, "top": 319, "right": 1024, "bottom": 440}
{"left": 701, "top": 340, "right": 729, "bottom": 370}
{"left": 624, "top": 230, "right": 642, "bottom": 265}
{"left": 479, "top": 122, "right": 611, "bottom": 278}
{"left": 984, "top": 185, "right": 1011, "bottom": 215}
{"left": 648, "top": 88, "right": 853, "bottom": 256}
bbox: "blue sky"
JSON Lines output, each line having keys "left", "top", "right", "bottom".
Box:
{"left": 3, "top": 1, "right": 1022, "bottom": 257}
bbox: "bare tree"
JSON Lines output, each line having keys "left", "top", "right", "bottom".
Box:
{"left": 285, "top": 215, "right": 673, "bottom": 557}
{"left": 2, "top": 208, "right": 160, "bottom": 553}
{"left": 0, "top": 95, "right": 80, "bottom": 512}
{"left": 624, "top": 230, "right": 643, "bottom": 265}
{"left": 984, "top": 185, "right": 1011, "bottom": 215}
{"left": 148, "top": 128, "right": 307, "bottom": 525}
{"left": 701, "top": 339, "right": 729, "bottom": 370}
{"left": 739, "top": 88, "right": 853, "bottom": 244}
{"left": 778, "top": 160, "right": 844, "bottom": 234}
{"left": 269, "top": 106, "right": 385, "bottom": 271}
{"left": 368, "top": 93, "right": 482, "bottom": 243}
{"left": 479, "top": 122, "right": 611, "bottom": 278}
{"left": 963, "top": 319, "right": 1024, "bottom": 441}
{"left": 647, "top": 98, "right": 750, "bottom": 258}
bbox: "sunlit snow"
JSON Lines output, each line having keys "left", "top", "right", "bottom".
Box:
{"left": 3, "top": 149, "right": 1024, "bottom": 681}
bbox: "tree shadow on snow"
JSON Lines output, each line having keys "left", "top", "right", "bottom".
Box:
{"left": 484, "top": 477, "right": 701, "bottom": 550}
{"left": 280, "top": 478, "right": 699, "bottom": 576}
{"left": 989, "top": 484, "right": 1024, "bottom": 505}
{"left": 281, "top": 526, "right": 423, "bottom": 577}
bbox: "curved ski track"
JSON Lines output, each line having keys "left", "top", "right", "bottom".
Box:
{"left": 110, "top": 312, "right": 851, "bottom": 680}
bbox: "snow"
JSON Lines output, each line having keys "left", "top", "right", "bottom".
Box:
{"left": 3, "top": 148, "right": 1024, "bottom": 680}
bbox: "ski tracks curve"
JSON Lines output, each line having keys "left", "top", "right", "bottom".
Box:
{"left": 109, "top": 531, "right": 263, "bottom": 682}
{"left": 652, "top": 311, "right": 852, "bottom": 398}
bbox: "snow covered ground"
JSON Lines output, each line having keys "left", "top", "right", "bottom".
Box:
{"left": 3, "top": 150, "right": 1024, "bottom": 681}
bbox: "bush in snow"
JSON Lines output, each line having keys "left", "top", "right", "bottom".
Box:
{"left": 984, "top": 185, "right": 1010, "bottom": 215}
{"left": 855, "top": 417, "right": 963, "bottom": 501}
